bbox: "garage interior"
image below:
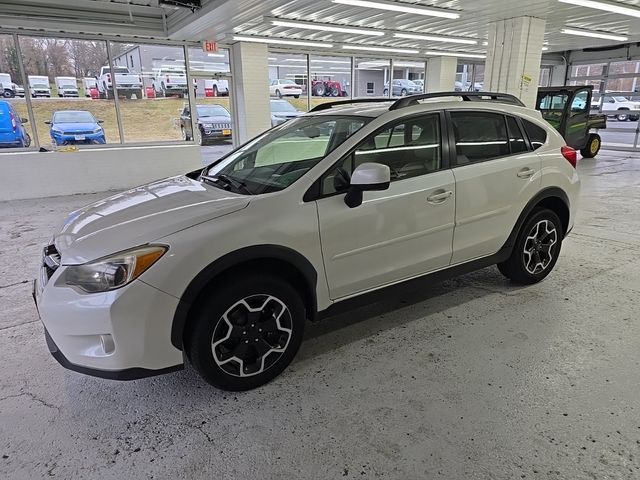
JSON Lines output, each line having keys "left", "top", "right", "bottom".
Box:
{"left": 1, "top": 0, "right": 640, "bottom": 478}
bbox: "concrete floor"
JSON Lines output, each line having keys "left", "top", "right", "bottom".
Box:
{"left": 1, "top": 151, "right": 640, "bottom": 479}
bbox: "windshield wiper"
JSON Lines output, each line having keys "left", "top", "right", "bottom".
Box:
{"left": 200, "top": 174, "right": 253, "bottom": 195}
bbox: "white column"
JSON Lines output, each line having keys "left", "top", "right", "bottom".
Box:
{"left": 425, "top": 56, "right": 457, "bottom": 92}
{"left": 484, "top": 16, "right": 546, "bottom": 107}
{"left": 230, "top": 42, "right": 271, "bottom": 145}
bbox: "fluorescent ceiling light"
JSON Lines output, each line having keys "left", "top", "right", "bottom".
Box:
{"left": 558, "top": 0, "right": 640, "bottom": 18}
{"left": 233, "top": 35, "right": 333, "bottom": 48}
{"left": 560, "top": 27, "right": 628, "bottom": 41}
{"left": 207, "top": 53, "right": 225, "bottom": 58}
{"left": 424, "top": 50, "right": 486, "bottom": 59}
{"left": 394, "top": 32, "right": 476, "bottom": 45}
{"left": 342, "top": 44, "right": 420, "bottom": 54}
{"left": 311, "top": 59, "right": 352, "bottom": 64}
{"left": 271, "top": 18, "right": 384, "bottom": 36}
{"left": 283, "top": 58, "right": 307, "bottom": 62}
{"left": 268, "top": 57, "right": 277, "bottom": 60}
{"left": 332, "top": 0, "right": 460, "bottom": 19}
{"left": 542, "top": 46, "right": 549, "bottom": 51}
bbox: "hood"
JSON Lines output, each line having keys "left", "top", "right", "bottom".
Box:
{"left": 53, "top": 122, "right": 99, "bottom": 132}
{"left": 54, "top": 175, "right": 250, "bottom": 264}
{"left": 197, "top": 115, "right": 230, "bottom": 124}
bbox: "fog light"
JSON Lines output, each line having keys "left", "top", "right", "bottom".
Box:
{"left": 100, "top": 334, "right": 115, "bottom": 354}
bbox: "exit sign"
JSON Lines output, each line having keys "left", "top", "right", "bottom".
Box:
{"left": 202, "top": 40, "right": 218, "bottom": 53}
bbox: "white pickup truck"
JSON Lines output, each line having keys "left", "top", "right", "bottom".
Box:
{"left": 97, "top": 66, "right": 143, "bottom": 99}
{"left": 152, "top": 67, "right": 187, "bottom": 97}
{"left": 591, "top": 94, "right": 640, "bottom": 122}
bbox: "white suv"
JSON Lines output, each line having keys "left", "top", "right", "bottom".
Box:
{"left": 34, "top": 93, "right": 580, "bottom": 391}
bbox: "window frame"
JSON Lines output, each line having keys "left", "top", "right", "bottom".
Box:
{"left": 520, "top": 118, "right": 547, "bottom": 152}
{"left": 445, "top": 109, "right": 532, "bottom": 167}
{"left": 304, "top": 110, "right": 450, "bottom": 201}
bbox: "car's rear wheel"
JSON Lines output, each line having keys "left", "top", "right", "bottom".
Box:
{"left": 275, "top": 89, "right": 282, "bottom": 98}
{"left": 580, "top": 133, "right": 601, "bottom": 158}
{"left": 383, "top": 89, "right": 389, "bottom": 96}
{"left": 181, "top": 126, "right": 191, "bottom": 141}
{"left": 186, "top": 274, "right": 305, "bottom": 390}
{"left": 616, "top": 109, "right": 629, "bottom": 121}
{"left": 497, "top": 208, "right": 563, "bottom": 285}
{"left": 22, "top": 132, "right": 31, "bottom": 148}
{"left": 401, "top": 88, "right": 407, "bottom": 96}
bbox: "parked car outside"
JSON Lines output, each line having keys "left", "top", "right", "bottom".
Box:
{"left": 46, "top": 110, "right": 105, "bottom": 146}
{"left": 0, "top": 73, "right": 18, "bottom": 98}
{"left": 97, "top": 66, "right": 143, "bottom": 100}
{"left": 35, "top": 93, "right": 580, "bottom": 391}
{"left": 383, "top": 79, "right": 420, "bottom": 96}
{"left": 270, "top": 79, "right": 302, "bottom": 98}
{"left": 591, "top": 94, "right": 640, "bottom": 121}
{"left": 270, "top": 99, "right": 304, "bottom": 126}
{"left": 412, "top": 79, "right": 425, "bottom": 92}
{"left": 13, "top": 84, "right": 25, "bottom": 97}
{"left": 0, "top": 100, "right": 31, "bottom": 147}
{"left": 82, "top": 77, "right": 97, "bottom": 97}
{"left": 152, "top": 67, "right": 188, "bottom": 97}
{"left": 55, "top": 76, "right": 79, "bottom": 97}
{"left": 180, "top": 104, "right": 232, "bottom": 145}
{"left": 28, "top": 75, "right": 51, "bottom": 97}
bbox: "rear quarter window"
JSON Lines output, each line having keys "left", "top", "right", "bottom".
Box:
{"left": 522, "top": 120, "right": 547, "bottom": 150}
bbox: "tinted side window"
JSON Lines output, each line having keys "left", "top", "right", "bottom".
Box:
{"left": 450, "top": 111, "right": 509, "bottom": 164}
{"left": 506, "top": 116, "right": 528, "bottom": 154}
{"left": 321, "top": 114, "right": 441, "bottom": 194}
{"left": 522, "top": 120, "right": 547, "bottom": 150}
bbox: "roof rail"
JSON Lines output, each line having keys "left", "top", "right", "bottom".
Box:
{"left": 389, "top": 91, "right": 525, "bottom": 110}
{"left": 309, "top": 97, "right": 396, "bottom": 112}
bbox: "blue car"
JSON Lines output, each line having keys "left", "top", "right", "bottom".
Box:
{"left": 47, "top": 110, "right": 105, "bottom": 146}
{"left": 0, "top": 100, "right": 31, "bottom": 148}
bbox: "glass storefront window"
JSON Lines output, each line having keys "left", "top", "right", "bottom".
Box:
{"left": 392, "top": 60, "right": 425, "bottom": 96}
{"left": 354, "top": 58, "right": 390, "bottom": 97}
{"left": 268, "top": 53, "right": 308, "bottom": 112}
{"left": 310, "top": 55, "right": 352, "bottom": 109}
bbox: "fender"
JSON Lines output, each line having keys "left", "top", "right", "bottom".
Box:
{"left": 171, "top": 245, "right": 318, "bottom": 350}
{"left": 502, "top": 186, "right": 570, "bottom": 252}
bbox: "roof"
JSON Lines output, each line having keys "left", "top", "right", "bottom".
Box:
{"left": 538, "top": 85, "right": 594, "bottom": 92}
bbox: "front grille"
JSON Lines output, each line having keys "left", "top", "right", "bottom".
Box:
{"left": 43, "top": 243, "right": 61, "bottom": 281}
{"left": 66, "top": 130, "right": 94, "bottom": 135}
{"left": 209, "top": 123, "right": 230, "bottom": 129}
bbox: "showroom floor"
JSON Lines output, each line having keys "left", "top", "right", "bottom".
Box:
{"left": 1, "top": 151, "right": 639, "bottom": 480}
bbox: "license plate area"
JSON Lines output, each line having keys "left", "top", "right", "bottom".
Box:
{"left": 222, "top": 129, "right": 231, "bottom": 136}
{"left": 74, "top": 135, "right": 85, "bottom": 141}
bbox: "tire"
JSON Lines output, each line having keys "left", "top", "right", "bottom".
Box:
{"left": 186, "top": 273, "right": 306, "bottom": 390}
{"left": 294, "top": 95, "right": 300, "bottom": 99}
{"left": 401, "top": 88, "right": 407, "bottom": 96}
{"left": 181, "top": 126, "right": 191, "bottom": 141}
{"left": 580, "top": 133, "right": 601, "bottom": 158}
{"left": 312, "top": 83, "right": 326, "bottom": 96}
{"left": 22, "top": 132, "right": 31, "bottom": 148}
{"left": 135, "top": 89, "right": 143, "bottom": 99}
{"left": 329, "top": 85, "right": 339, "bottom": 97}
{"left": 383, "top": 89, "right": 388, "bottom": 96}
{"left": 275, "top": 89, "right": 282, "bottom": 99}
{"left": 630, "top": 115, "right": 640, "bottom": 122}
{"left": 497, "top": 208, "right": 563, "bottom": 285}
{"left": 616, "top": 109, "right": 629, "bottom": 121}
{"left": 3, "top": 89, "right": 14, "bottom": 98}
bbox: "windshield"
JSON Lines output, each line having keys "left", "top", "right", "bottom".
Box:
{"left": 613, "top": 96, "right": 629, "bottom": 102}
{"left": 197, "top": 105, "right": 229, "bottom": 117}
{"left": 53, "top": 111, "right": 96, "bottom": 123}
{"left": 33, "top": 84, "right": 49, "bottom": 89}
{"left": 60, "top": 83, "right": 76, "bottom": 88}
{"left": 104, "top": 67, "right": 130, "bottom": 74}
{"left": 279, "top": 79, "right": 296, "bottom": 85}
{"left": 203, "top": 115, "right": 370, "bottom": 195}
{"left": 271, "top": 101, "right": 298, "bottom": 113}
{"left": 538, "top": 93, "right": 568, "bottom": 110}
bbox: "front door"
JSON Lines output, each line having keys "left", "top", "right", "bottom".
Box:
{"left": 564, "top": 88, "right": 591, "bottom": 150}
{"left": 315, "top": 113, "right": 456, "bottom": 300}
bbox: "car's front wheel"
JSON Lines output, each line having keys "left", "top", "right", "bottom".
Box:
{"left": 186, "top": 273, "right": 306, "bottom": 391}
{"left": 498, "top": 208, "right": 563, "bottom": 285}
{"left": 616, "top": 109, "right": 629, "bottom": 121}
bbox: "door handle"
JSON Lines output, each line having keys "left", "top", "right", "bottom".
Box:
{"left": 427, "top": 190, "right": 453, "bottom": 204}
{"left": 517, "top": 168, "right": 535, "bottom": 178}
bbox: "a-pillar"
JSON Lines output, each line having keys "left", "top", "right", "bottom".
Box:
{"left": 230, "top": 42, "right": 271, "bottom": 145}
{"left": 425, "top": 56, "right": 457, "bottom": 92}
{"left": 484, "top": 16, "right": 546, "bottom": 107}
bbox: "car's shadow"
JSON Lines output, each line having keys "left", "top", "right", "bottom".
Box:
{"left": 62, "top": 266, "right": 529, "bottom": 407}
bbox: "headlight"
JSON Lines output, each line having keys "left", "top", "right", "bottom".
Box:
{"left": 56, "top": 245, "right": 167, "bottom": 293}
{"left": 202, "top": 123, "right": 213, "bottom": 128}
{"left": 51, "top": 127, "right": 63, "bottom": 134}
{"left": 92, "top": 127, "right": 102, "bottom": 134}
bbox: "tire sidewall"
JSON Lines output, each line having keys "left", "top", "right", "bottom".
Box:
{"left": 187, "top": 274, "right": 306, "bottom": 391}
{"left": 512, "top": 209, "right": 563, "bottom": 283}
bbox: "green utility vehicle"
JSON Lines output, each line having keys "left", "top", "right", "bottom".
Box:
{"left": 536, "top": 85, "right": 606, "bottom": 158}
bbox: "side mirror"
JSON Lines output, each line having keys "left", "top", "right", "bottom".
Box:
{"left": 21, "top": 118, "right": 28, "bottom": 124}
{"left": 98, "top": 119, "right": 104, "bottom": 123}
{"left": 344, "top": 162, "right": 391, "bottom": 208}
{"left": 44, "top": 120, "right": 51, "bottom": 125}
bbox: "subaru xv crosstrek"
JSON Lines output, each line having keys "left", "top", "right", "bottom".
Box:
{"left": 34, "top": 92, "right": 580, "bottom": 391}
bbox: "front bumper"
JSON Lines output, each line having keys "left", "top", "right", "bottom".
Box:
{"left": 52, "top": 132, "right": 106, "bottom": 145}
{"left": 34, "top": 263, "right": 184, "bottom": 380}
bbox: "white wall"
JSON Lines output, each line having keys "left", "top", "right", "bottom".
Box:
{"left": 0, "top": 145, "right": 202, "bottom": 201}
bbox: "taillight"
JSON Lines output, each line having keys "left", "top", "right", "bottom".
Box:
{"left": 106, "top": 73, "right": 111, "bottom": 82}
{"left": 9, "top": 111, "right": 17, "bottom": 130}
{"left": 166, "top": 75, "right": 170, "bottom": 83}
{"left": 561, "top": 145, "right": 577, "bottom": 168}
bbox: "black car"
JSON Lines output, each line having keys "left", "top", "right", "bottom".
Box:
{"left": 180, "top": 104, "right": 232, "bottom": 145}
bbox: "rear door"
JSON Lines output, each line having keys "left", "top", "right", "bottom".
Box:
{"left": 448, "top": 110, "right": 541, "bottom": 264}
{"left": 316, "top": 112, "right": 456, "bottom": 299}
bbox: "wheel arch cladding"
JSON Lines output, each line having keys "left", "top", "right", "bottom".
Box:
{"left": 171, "top": 245, "right": 318, "bottom": 350}
{"left": 503, "top": 187, "right": 570, "bottom": 251}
